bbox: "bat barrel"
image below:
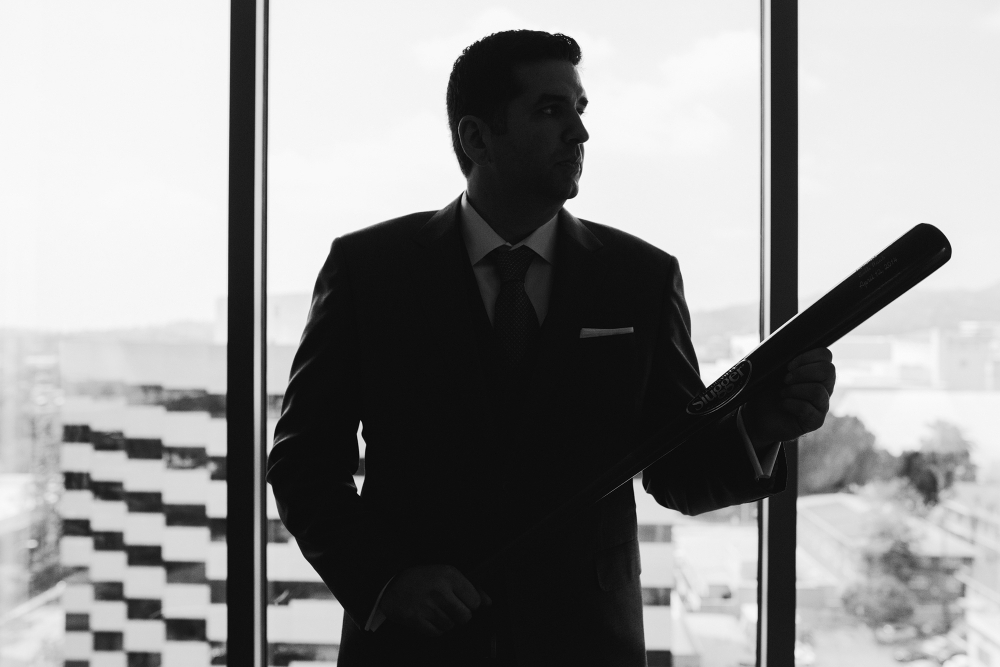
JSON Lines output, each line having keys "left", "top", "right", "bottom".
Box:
{"left": 743, "top": 223, "right": 951, "bottom": 393}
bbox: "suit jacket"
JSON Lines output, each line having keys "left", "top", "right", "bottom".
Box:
{"left": 266, "top": 195, "right": 787, "bottom": 666}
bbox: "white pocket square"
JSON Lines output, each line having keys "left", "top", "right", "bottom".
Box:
{"left": 580, "top": 327, "right": 634, "bottom": 338}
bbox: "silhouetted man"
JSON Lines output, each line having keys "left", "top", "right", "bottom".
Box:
{"left": 267, "top": 30, "right": 835, "bottom": 666}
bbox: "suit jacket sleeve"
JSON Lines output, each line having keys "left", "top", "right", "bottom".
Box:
{"left": 266, "top": 237, "right": 403, "bottom": 629}
{"left": 640, "top": 255, "right": 787, "bottom": 515}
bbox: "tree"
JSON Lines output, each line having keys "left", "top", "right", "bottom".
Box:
{"left": 864, "top": 523, "right": 920, "bottom": 584}
{"left": 799, "top": 414, "right": 891, "bottom": 495}
{"left": 898, "top": 451, "right": 942, "bottom": 506}
{"left": 844, "top": 522, "right": 921, "bottom": 627}
{"left": 920, "top": 420, "right": 974, "bottom": 458}
{"left": 843, "top": 576, "right": 918, "bottom": 628}
{"left": 898, "top": 420, "right": 976, "bottom": 505}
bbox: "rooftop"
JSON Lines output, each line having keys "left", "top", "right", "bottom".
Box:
{"left": 799, "top": 493, "right": 977, "bottom": 560}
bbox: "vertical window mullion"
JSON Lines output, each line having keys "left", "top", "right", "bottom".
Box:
{"left": 758, "top": 1, "right": 798, "bottom": 666}
{"left": 228, "top": 0, "right": 268, "bottom": 665}
{"left": 257, "top": 0, "right": 270, "bottom": 663}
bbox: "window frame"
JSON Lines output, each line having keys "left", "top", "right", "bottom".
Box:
{"left": 757, "top": 2, "right": 799, "bottom": 666}
{"left": 227, "top": 1, "right": 269, "bottom": 665}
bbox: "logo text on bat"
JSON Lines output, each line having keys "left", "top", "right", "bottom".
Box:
{"left": 687, "top": 360, "right": 752, "bottom": 415}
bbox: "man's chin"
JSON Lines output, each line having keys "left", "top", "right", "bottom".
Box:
{"left": 521, "top": 174, "right": 581, "bottom": 206}
{"left": 550, "top": 171, "right": 582, "bottom": 200}
{"left": 562, "top": 179, "right": 581, "bottom": 200}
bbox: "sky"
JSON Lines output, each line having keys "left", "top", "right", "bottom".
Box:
{"left": 1, "top": 0, "right": 999, "bottom": 331}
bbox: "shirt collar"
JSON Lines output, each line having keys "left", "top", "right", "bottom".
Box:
{"left": 459, "top": 191, "right": 559, "bottom": 266}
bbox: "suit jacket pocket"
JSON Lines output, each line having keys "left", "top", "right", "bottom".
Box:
{"left": 575, "top": 331, "right": 639, "bottom": 456}
{"left": 579, "top": 328, "right": 635, "bottom": 350}
{"left": 595, "top": 537, "right": 641, "bottom": 592}
{"left": 577, "top": 332, "right": 636, "bottom": 395}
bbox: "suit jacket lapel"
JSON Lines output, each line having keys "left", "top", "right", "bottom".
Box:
{"left": 414, "top": 196, "right": 496, "bottom": 408}
{"left": 525, "top": 208, "right": 604, "bottom": 418}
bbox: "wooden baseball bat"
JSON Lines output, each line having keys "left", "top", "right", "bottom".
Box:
{"left": 474, "top": 223, "right": 951, "bottom": 577}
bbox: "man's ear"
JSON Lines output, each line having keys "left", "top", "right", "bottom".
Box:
{"left": 458, "top": 115, "right": 491, "bottom": 168}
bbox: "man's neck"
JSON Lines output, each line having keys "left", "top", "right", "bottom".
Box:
{"left": 466, "top": 180, "right": 563, "bottom": 245}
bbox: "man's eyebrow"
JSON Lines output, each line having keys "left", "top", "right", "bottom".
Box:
{"left": 534, "top": 92, "right": 589, "bottom": 107}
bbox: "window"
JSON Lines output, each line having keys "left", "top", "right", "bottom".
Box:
{"left": 17, "top": 2, "right": 990, "bottom": 665}
{"left": 266, "top": 2, "right": 763, "bottom": 665}
{"left": 0, "top": 2, "right": 230, "bottom": 665}
{"left": 798, "top": 2, "right": 1000, "bottom": 665}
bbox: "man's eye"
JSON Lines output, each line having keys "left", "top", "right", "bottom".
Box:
{"left": 539, "top": 105, "right": 585, "bottom": 117}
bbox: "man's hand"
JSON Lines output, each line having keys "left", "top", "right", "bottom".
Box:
{"left": 742, "top": 347, "right": 836, "bottom": 448}
{"left": 379, "top": 564, "right": 492, "bottom": 637}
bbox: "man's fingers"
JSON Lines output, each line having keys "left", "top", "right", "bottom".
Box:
{"left": 779, "top": 399, "right": 827, "bottom": 433}
{"left": 780, "top": 383, "right": 831, "bottom": 412}
{"left": 447, "top": 570, "right": 483, "bottom": 612}
{"left": 424, "top": 601, "right": 457, "bottom": 633}
{"left": 779, "top": 383, "right": 830, "bottom": 433}
{"left": 786, "top": 347, "right": 833, "bottom": 373}
{"left": 415, "top": 617, "right": 444, "bottom": 637}
{"left": 434, "top": 589, "right": 474, "bottom": 626}
{"left": 752, "top": 353, "right": 835, "bottom": 441}
{"left": 785, "top": 361, "right": 836, "bottom": 392}
{"left": 381, "top": 564, "right": 489, "bottom": 636}
{"left": 477, "top": 586, "right": 493, "bottom": 607}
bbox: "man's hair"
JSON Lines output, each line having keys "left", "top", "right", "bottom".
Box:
{"left": 446, "top": 30, "right": 582, "bottom": 177}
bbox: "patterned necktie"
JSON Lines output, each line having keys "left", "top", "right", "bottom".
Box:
{"left": 492, "top": 245, "right": 539, "bottom": 365}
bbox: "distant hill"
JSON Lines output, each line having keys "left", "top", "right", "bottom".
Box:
{"left": 689, "top": 303, "right": 758, "bottom": 343}
{"left": 0, "top": 321, "right": 217, "bottom": 343}
{"left": 10, "top": 281, "right": 997, "bottom": 352}
{"left": 689, "top": 281, "right": 1000, "bottom": 347}
{"left": 66, "top": 321, "right": 217, "bottom": 343}
{"left": 849, "top": 281, "right": 1000, "bottom": 334}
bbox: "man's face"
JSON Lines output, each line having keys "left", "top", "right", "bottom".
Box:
{"left": 488, "top": 59, "right": 589, "bottom": 203}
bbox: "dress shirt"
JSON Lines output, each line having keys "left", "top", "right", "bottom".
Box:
{"left": 459, "top": 191, "right": 559, "bottom": 326}
{"left": 364, "top": 193, "right": 778, "bottom": 632}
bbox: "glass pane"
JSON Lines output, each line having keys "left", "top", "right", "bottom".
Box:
{"left": 799, "top": 3, "right": 1000, "bottom": 667}
{"left": 267, "top": 2, "right": 761, "bottom": 665}
{"left": 0, "top": 2, "right": 230, "bottom": 666}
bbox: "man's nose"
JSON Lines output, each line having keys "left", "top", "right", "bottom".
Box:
{"left": 566, "top": 112, "right": 589, "bottom": 145}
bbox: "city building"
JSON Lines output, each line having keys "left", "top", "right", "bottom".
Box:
{"left": 934, "top": 483, "right": 1000, "bottom": 667}
{"left": 0, "top": 474, "right": 33, "bottom": 617}
{"left": 58, "top": 395, "right": 228, "bottom": 666}
{"left": 0, "top": 331, "right": 62, "bottom": 618}
{"left": 797, "top": 493, "right": 975, "bottom": 626}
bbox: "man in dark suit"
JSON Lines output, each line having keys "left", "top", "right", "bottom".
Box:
{"left": 267, "top": 30, "right": 835, "bottom": 665}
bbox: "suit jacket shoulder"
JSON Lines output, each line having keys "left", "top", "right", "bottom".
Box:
{"left": 334, "top": 209, "right": 435, "bottom": 263}
{"left": 575, "top": 217, "right": 681, "bottom": 289}
{"left": 577, "top": 218, "right": 673, "bottom": 261}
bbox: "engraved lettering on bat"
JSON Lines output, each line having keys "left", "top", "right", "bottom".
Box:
{"left": 859, "top": 255, "right": 899, "bottom": 289}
